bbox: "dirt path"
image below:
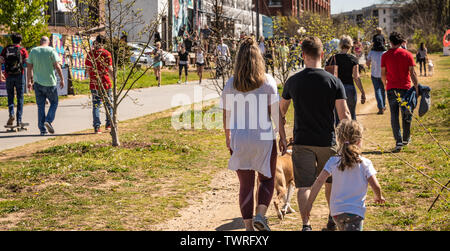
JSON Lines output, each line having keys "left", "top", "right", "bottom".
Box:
{"left": 154, "top": 88, "right": 380, "bottom": 231}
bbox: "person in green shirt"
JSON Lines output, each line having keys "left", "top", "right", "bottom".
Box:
{"left": 278, "top": 40, "right": 290, "bottom": 73}
{"left": 26, "top": 36, "right": 64, "bottom": 135}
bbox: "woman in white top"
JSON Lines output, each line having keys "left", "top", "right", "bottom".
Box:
{"left": 258, "top": 36, "right": 266, "bottom": 56}
{"left": 304, "top": 120, "right": 385, "bottom": 231}
{"left": 195, "top": 46, "right": 205, "bottom": 84}
{"left": 221, "top": 37, "right": 287, "bottom": 231}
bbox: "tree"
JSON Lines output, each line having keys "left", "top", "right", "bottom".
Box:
{"left": 69, "top": 0, "right": 163, "bottom": 147}
{"left": 388, "top": 0, "right": 450, "bottom": 52}
{"left": 0, "top": 0, "right": 50, "bottom": 47}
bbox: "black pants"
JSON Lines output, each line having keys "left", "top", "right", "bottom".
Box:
{"left": 179, "top": 64, "right": 188, "bottom": 76}
{"left": 387, "top": 89, "right": 411, "bottom": 145}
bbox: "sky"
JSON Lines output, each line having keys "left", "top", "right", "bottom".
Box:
{"left": 331, "top": 0, "right": 386, "bottom": 15}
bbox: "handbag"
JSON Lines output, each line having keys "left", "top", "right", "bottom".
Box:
{"left": 325, "top": 55, "right": 338, "bottom": 77}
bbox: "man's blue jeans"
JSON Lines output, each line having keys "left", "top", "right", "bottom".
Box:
{"left": 91, "top": 89, "right": 113, "bottom": 128}
{"left": 371, "top": 76, "right": 386, "bottom": 110}
{"left": 6, "top": 74, "right": 24, "bottom": 123}
{"left": 34, "top": 83, "right": 58, "bottom": 133}
{"left": 387, "top": 89, "right": 411, "bottom": 145}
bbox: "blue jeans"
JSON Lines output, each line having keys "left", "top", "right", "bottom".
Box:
{"left": 6, "top": 74, "right": 24, "bottom": 123}
{"left": 34, "top": 83, "right": 58, "bottom": 133}
{"left": 371, "top": 76, "right": 386, "bottom": 110}
{"left": 91, "top": 89, "right": 113, "bottom": 128}
{"left": 345, "top": 84, "right": 357, "bottom": 120}
{"left": 388, "top": 89, "right": 411, "bottom": 145}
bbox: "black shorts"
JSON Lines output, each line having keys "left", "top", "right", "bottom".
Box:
{"left": 179, "top": 64, "right": 188, "bottom": 75}
{"left": 196, "top": 62, "right": 205, "bottom": 67}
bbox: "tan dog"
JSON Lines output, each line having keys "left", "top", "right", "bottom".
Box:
{"left": 273, "top": 138, "right": 296, "bottom": 220}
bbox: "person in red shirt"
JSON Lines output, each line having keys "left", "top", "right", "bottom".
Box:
{"left": 0, "top": 33, "right": 29, "bottom": 127}
{"left": 381, "top": 32, "right": 419, "bottom": 152}
{"left": 85, "top": 35, "right": 113, "bottom": 134}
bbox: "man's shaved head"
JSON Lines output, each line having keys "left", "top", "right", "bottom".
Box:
{"left": 40, "top": 36, "right": 50, "bottom": 45}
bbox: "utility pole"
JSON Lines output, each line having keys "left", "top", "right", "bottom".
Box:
{"left": 256, "top": 0, "right": 260, "bottom": 39}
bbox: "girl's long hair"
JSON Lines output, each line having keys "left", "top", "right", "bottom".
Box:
{"left": 233, "top": 37, "right": 266, "bottom": 93}
{"left": 420, "top": 43, "right": 425, "bottom": 51}
{"left": 336, "top": 119, "right": 364, "bottom": 171}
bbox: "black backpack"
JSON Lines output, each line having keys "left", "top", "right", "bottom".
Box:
{"left": 4, "top": 45, "right": 23, "bottom": 75}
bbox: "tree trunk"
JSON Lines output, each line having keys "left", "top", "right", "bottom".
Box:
{"left": 111, "top": 111, "right": 120, "bottom": 147}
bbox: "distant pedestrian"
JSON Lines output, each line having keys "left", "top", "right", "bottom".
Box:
{"left": 367, "top": 37, "right": 387, "bottom": 115}
{"left": 195, "top": 46, "right": 205, "bottom": 85}
{"left": 304, "top": 119, "right": 385, "bottom": 231}
{"left": 372, "top": 27, "right": 386, "bottom": 51}
{"left": 221, "top": 37, "right": 286, "bottom": 231}
{"left": 152, "top": 42, "right": 163, "bottom": 87}
{"left": 85, "top": 35, "right": 114, "bottom": 134}
{"left": 277, "top": 40, "right": 289, "bottom": 73}
{"left": 0, "top": 33, "right": 29, "bottom": 127}
{"left": 326, "top": 35, "right": 366, "bottom": 121}
{"left": 258, "top": 36, "right": 265, "bottom": 56}
{"left": 417, "top": 43, "right": 428, "bottom": 76}
{"left": 264, "top": 40, "right": 275, "bottom": 77}
{"left": 381, "top": 32, "right": 419, "bottom": 152}
{"left": 178, "top": 45, "right": 189, "bottom": 84}
{"left": 26, "top": 36, "right": 64, "bottom": 135}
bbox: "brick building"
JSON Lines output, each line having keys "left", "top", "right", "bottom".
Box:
{"left": 256, "top": 0, "right": 330, "bottom": 17}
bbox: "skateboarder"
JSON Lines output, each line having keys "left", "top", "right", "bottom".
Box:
{"left": 0, "top": 33, "right": 29, "bottom": 127}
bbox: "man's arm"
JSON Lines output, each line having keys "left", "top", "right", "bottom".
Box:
{"left": 409, "top": 66, "right": 419, "bottom": 94}
{"left": 27, "top": 63, "right": 34, "bottom": 90}
{"left": 53, "top": 62, "right": 64, "bottom": 88}
{"left": 336, "top": 99, "right": 351, "bottom": 121}
{"left": 381, "top": 67, "right": 387, "bottom": 87}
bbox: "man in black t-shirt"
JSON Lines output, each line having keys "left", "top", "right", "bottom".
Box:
{"left": 280, "top": 36, "right": 351, "bottom": 231}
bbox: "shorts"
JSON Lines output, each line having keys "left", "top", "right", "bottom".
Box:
{"left": 292, "top": 145, "right": 336, "bottom": 188}
{"left": 333, "top": 213, "right": 364, "bottom": 231}
{"left": 196, "top": 62, "right": 205, "bottom": 67}
{"left": 152, "top": 61, "right": 162, "bottom": 68}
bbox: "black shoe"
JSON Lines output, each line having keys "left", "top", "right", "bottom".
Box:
{"left": 402, "top": 138, "right": 411, "bottom": 146}
{"left": 44, "top": 122, "right": 55, "bottom": 134}
{"left": 302, "top": 225, "right": 312, "bottom": 231}
{"left": 7, "top": 116, "right": 15, "bottom": 126}
{"left": 393, "top": 143, "right": 403, "bottom": 153}
{"left": 322, "top": 215, "right": 337, "bottom": 231}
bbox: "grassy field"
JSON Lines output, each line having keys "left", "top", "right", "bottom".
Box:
{"left": 0, "top": 102, "right": 228, "bottom": 230}
{"left": 0, "top": 68, "right": 211, "bottom": 109}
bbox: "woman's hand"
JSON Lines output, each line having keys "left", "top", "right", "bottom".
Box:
{"left": 374, "top": 195, "right": 386, "bottom": 204}
{"left": 361, "top": 92, "right": 366, "bottom": 104}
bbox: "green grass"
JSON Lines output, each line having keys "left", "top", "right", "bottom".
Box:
{"left": 0, "top": 105, "right": 228, "bottom": 230}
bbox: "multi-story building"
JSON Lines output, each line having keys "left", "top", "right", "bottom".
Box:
{"left": 332, "top": 4, "right": 402, "bottom": 36}
{"left": 256, "top": 0, "right": 331, "bottom": 17}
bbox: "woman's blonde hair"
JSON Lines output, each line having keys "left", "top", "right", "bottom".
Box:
{"left": 339, "top": 35, "right": 354, "bottom": 50}
{"left": 336, "top": 119, "right": 364, "bottom": 171}
{"left": 233, "top": 37, "right": 266, "bottom": 92}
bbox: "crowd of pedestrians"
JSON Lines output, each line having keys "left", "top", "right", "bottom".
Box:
{"left": 221, "top": 26, "right": 429, "bottom": 231}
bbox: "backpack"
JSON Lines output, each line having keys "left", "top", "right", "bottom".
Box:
{"left": 4, "top": 45, "right": 23, "bottom": 75}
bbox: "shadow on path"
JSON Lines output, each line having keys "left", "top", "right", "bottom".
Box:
{"left": 215, "top": 218, "right": 244, "bottom": 231}
{"left": 0, "top": 132, "right": 95, "bottom": 139}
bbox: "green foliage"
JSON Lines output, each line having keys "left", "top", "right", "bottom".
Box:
{"left": 0, "top": 0, "right": 50, "bottom": 48}
{"left": 412, "top": 29, "right": 443, "bottom": 53}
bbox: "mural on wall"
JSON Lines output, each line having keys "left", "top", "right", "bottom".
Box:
{"left": 172, "top": 0, "right": 191, "bottom": 51}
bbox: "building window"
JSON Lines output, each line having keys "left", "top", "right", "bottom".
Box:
{"left": 383, "top": 9, "right": 386, "bottom": 14}
{"left": 383, "top": 18, "right": 386, "bottom": 23}
{"left": 373, "top": 10, "right": 378, "bottom": 17}
{"left": 268, "top": 0, "right": 282, "bottom": 7}
{"left": 393, "top": 9, "right": 398, "bottom": 14}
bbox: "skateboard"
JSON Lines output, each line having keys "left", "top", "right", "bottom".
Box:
{"left": 4, "top": 123, "right": 30, "bottom": 132}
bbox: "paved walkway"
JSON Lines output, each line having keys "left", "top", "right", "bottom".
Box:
{"left": 0, "top": 80, "right": 220, "bottom": 152}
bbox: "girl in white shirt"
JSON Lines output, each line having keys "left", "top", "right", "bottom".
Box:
{"left": 195, "top": 46, "right": 205, "bottom": 84}
{"left": 305, "top": 119, "right": 385, "bottom": 231}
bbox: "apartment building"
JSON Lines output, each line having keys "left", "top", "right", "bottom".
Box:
{"left": 256, "top": 0, "right": 331, "bottom": 17}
